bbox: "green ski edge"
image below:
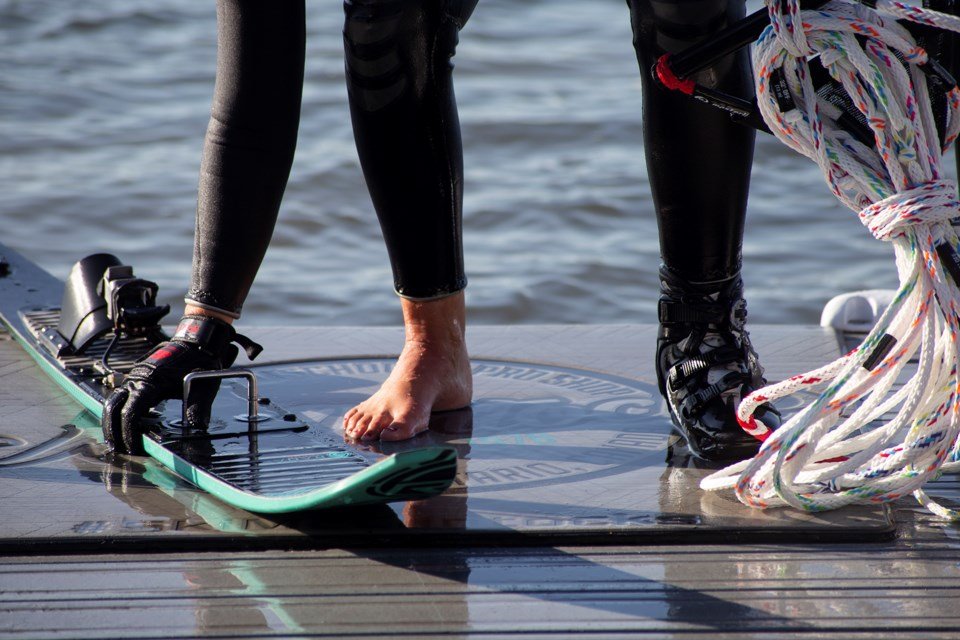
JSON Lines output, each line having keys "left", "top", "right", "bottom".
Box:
{"left": 11, "top": 328, "right": 103, "bottom": 416}
{"left": 10, "top": 324, "right": 457, "bottom": 513}
{"left": 143, "top": 440, "right": 457, "bottom": 513}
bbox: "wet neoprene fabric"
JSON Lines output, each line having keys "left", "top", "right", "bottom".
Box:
{"left": 186, "top": 0, "right": 751, "bottom": 315}
{"left": 626, "top": 0, "right": 754, "bottom": 284}
{"left": 187, "top": 0, "right": 477, "bottom": 315}
{"left": 344, "top": 0, "right": 477, "bottom": 300}
{"left": 187, "top": 0, "right": 305, "bottom": 317}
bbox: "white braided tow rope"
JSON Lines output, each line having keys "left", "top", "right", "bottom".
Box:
{"left": 700, "top": 0, "right": 960, "bottom": 518}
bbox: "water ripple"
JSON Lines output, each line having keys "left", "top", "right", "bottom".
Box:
{"left": 0, "top": 0, "right": 919, "bottom": 327}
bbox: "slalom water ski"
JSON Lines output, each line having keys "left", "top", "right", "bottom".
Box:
{"left": 0, "top": 243, "right": 457, "bottom": 513}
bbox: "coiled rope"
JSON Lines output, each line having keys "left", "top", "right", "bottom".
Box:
{"left": 700, "top": 0, "right": 960, "bottom": 518}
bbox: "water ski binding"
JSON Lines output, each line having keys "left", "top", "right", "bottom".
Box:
{"left": 0, "top": 246, "right": 457, "bottom": 513}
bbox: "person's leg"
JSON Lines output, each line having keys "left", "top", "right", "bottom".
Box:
{"left": 629, "top": 0, "right": 752, "bottom": 283}
{"left": 102, "top": 1, "right": 305, "bottom": 451}
{"left": 626, "top": 0, "right": 779, "bottom": 459}
{"left": 186, "top": 0, "right": 305, "bottom": 320}
{"left": 342, "top": 0, "right": 477, "bottom": 441}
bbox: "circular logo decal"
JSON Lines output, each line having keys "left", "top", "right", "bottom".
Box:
{"left": 255, "top": 359, "right": 669, "bottom": 494}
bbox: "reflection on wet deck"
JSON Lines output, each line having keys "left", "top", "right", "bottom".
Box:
{"left": 7, "top": 545, "right": 960, "bottom": 638}
{"left": 0, "top": 325, "right": 892, "bottom": 550}
{"left": 1, "top": 325, "right": 959, "bottom": 638}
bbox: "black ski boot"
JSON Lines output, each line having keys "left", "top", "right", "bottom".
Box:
{"left": 656, "top": 267, "right": 781, "bottom": 460}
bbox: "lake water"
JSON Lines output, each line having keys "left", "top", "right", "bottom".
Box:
{"left": 1, "top": 0, "right": 935, "bottom": 329}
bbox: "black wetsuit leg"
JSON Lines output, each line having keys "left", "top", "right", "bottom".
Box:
{"left": 344, "top": 0, "right": 478, "bottom": 299}
{"left": 626, "top": 0, "right": 754, "bottom": 283}
{"left": 627, "top": 1, "right": 780, "bottom": 460}
{"left": 186, "top": 0, "right": 306, "bottom": 318}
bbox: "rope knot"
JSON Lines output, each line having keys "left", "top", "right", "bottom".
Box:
{"left": 858, "top": 181, "right": 960, "bottom": 241}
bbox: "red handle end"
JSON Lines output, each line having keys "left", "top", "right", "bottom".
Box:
{"left": 655, "top": 54, "right": 696, "bottom": 95}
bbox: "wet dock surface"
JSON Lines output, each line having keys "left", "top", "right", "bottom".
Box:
{"left": 2, "top": 325, "right": 960, "bottom": 637}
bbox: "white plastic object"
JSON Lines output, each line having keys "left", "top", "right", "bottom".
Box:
{"left": 819, "top": 290, "right": 897, "bottom": 334}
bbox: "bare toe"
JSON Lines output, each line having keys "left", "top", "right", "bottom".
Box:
{"left": 343, "top": 409, "right": 359, "bottom": 435}
{"left": 359, "top": 412, "right": 390, "bottom": 440}
{"left": 349, "top": 414, "right": 373, "bottom": 440}
{"left": 380, "top": 413, "right": 428, "bottom": 441}
{"left": 343, "top": 406, "right": 359, "bottom": 426}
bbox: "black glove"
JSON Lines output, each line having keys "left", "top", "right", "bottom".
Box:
{"left": 102, "top": 315, "right": 262, "bottom": 454}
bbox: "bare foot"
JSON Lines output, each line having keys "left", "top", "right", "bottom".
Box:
{"left": 343, "top": 293, "right": 472, "bottom": 442}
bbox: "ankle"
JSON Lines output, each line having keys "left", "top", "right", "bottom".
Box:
{"left": 184, "top": 304, "right": 235, "bottom": 325}
{"left": 400, "top": 292, "right": 467, "bottom": 346}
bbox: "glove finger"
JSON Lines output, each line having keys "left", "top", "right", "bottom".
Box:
{"left": 101, "top": 388, "right": 129, "bottom": 450}
{"left": 120, "top": 385, "right": 160, "bottom": 455}
{"left": 184, "top": 379, "right": 222, "bottom": 429}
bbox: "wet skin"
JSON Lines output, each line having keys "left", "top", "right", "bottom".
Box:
{"left": 185, "top": 293, "right": 472, "bottom": 443}
{"left": 343, "top": 292, "right": 472, "bottom": 442}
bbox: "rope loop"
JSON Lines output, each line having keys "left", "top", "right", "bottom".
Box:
{"left": 701, "top": 0, "right": 960, "bottom": 520}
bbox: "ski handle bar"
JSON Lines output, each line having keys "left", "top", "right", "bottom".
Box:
{"left": 660, "top": 0, "right": 829, "bottom": 82}
{"left": 653, "top": 0, "right": 959, "bottom": 136}
{"left": 652, "top": 0, "right": 832, "bottom": 133}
